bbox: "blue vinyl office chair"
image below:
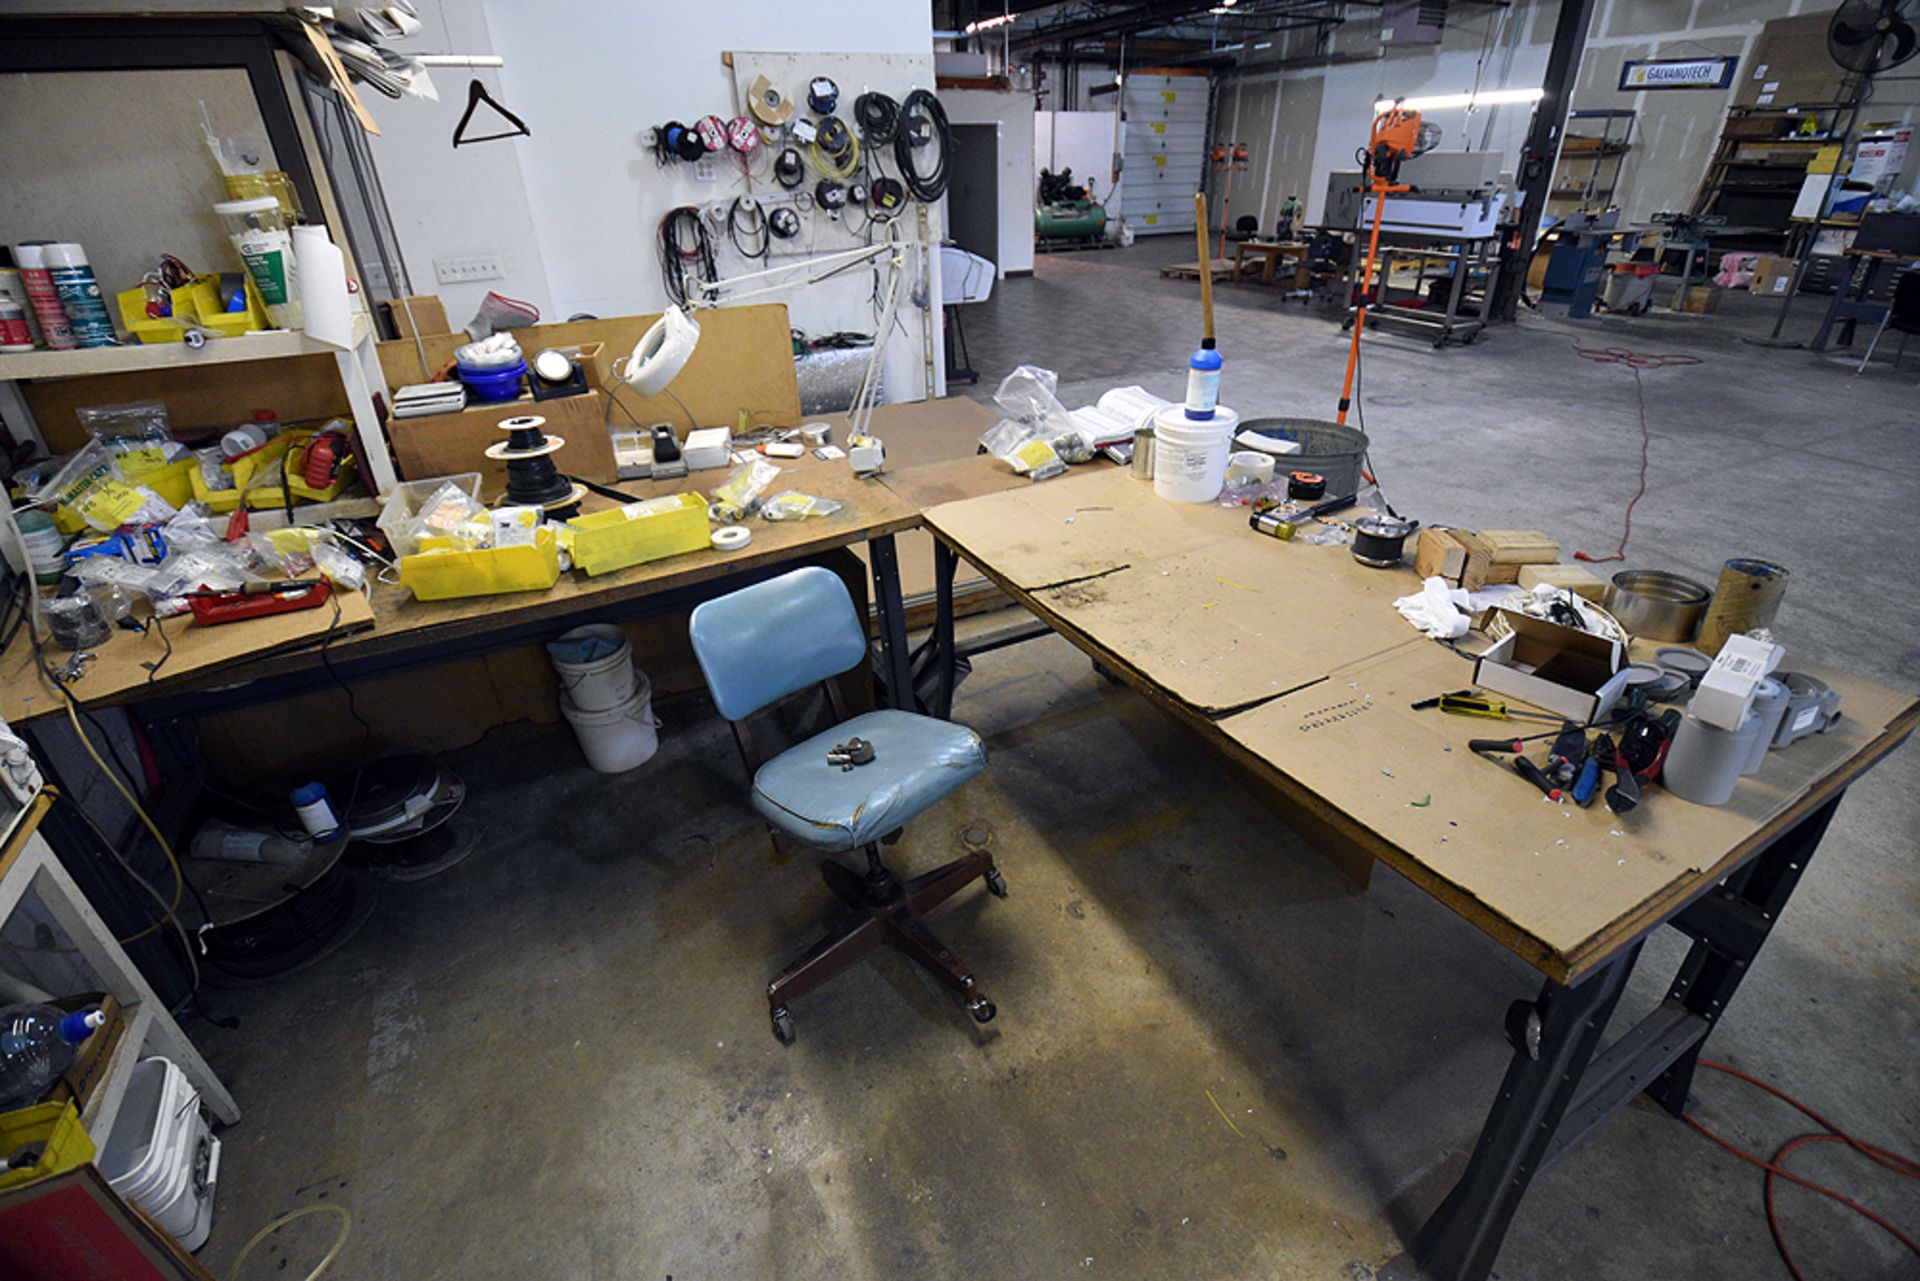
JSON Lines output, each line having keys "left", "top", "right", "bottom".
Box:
{"left": 689, "top": 566, "right": 1005, "bottom": 1044}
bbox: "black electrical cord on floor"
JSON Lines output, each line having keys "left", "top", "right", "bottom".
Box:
{"left": 894, "top": 88, "right": 952, "bottom": 202}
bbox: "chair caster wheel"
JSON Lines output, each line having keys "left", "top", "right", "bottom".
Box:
{"left": 985, "top": 869, "right": 1008, "bottom": 899}
{"left": 771, "top": 1007, "right": 796, "bottom": 1045}
{"left": 967, "top": 996, "right": 996, "bottom": 1024}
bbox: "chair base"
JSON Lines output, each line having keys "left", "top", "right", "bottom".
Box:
{"left": 767, "top": 843, "right": 1006, "bottom": 1043}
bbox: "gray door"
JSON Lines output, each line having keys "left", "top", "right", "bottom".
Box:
{"left": 948, "top": 123, "right": 999, "bottom": 266}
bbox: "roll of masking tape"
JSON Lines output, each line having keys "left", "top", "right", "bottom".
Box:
{"left": 711, "top": 525, "right": 751, "bottom": 551}
{"left": 624, "top": 306, "right": 700, "bottom": 395}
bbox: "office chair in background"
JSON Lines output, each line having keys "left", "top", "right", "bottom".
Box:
{"left": 689, "top": 566, "right": 1005, "bottom": 1044}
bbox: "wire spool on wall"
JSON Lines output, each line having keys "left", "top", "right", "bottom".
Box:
{"left": 894, "top": 88, "right": 952, "bottom": 201}
{"left": 485, "top": 415, "right": 585, "bottom": 512}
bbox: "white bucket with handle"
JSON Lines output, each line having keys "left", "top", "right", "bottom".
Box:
{"left": 547, "top": 624, "right": 636, "bottom": 712}
{"left": 560, "top": 669, "right": 660, "bottom": 773}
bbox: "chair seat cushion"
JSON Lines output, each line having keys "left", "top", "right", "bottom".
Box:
{"left": 752, "top": 710, "right": 987, "bottom": 852}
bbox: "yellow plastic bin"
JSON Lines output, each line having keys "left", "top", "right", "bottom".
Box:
{"left": 399, "top": 525, "right": 562, "bottom": 600}
{"left": 188, "top": 435, "right": 294, "bottom": 513}
{"left": 568, "top": 493, "right": 711, "bottom": 576}
{"left": 0, "top": 1101, "right": 95, "bottom": 1190}
{"left": 139, "top": 457, "right": 198, "bottom": 510}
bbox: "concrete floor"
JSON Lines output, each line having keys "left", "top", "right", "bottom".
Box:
{"left": 196, "top": 241, "right": 1918, "bottom": 1280}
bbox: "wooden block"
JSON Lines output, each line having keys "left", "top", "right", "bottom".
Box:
{"left": 1472, "top": 529, "right": 1560, "bottom": 565}
{"left": 1518, "top": 562, "right": 1606, "bottom": 601}
{"left": 387, "top": 388, "right": 618, "bottom": 499}
{"left": 1414, "top": 527, "right": 1488, "bottom": 588}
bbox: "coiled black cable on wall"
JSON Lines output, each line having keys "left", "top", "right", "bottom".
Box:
{"left": 658, "top": 205, "right": 715, "bottom": 307}
{"left": 894, "top": 88, "right": 952, "bottom": 202}
{"left": 854, "top": 92, "right": 900, "bottom": 147}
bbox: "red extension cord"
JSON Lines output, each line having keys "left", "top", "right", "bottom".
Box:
{"left": 1567, "top": 346, "right": 1704, "bottom": 564}
{"left": 1685, "top": 1059, "right": 1919, "bottom": 1280}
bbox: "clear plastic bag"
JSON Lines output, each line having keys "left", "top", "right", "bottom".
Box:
{"left": 980, "top": 419, "right": 1067, "bottom": 482}
{"left": 28, "top": 440, "right": 179, "bottom": 532}
{"left": 393, "top": 479, "right": 489, "bottom": 555}
{"left": 710, "top": 458, "right": 782, "bottom": 521}
{"left": 311, "top": 535, "right": 367, "bottom": 591}
{"left": 77, "top": 400, "right": 182, "bottom": 480}
{"left": 759, "top": 492, "right": 844, "bottom": 521}
{"left": 992, "top": 365, "right": 1094, "bottom": 464}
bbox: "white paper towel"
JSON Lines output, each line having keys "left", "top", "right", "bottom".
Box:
{"left": 293, "top": 225, "right": 353, "bottom": 349}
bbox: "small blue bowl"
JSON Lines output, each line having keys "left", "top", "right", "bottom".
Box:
{"left": 458, "top": 358, "right": 527, "bottom": 403}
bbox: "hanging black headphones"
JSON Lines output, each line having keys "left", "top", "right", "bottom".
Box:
{"left": 867, "top": 176, "right": 905, "bottom": 216}
{"left": 815, "top": 179, "right": 847, "bottom": 212}
{"left": 774, "top": 147, "right": 805, "bottom": 188}
{"left": 768, "top": 206, "right": 801, "bottom": 239}
{"left": 807, "top": 76, "right": 840, "bottom": 115}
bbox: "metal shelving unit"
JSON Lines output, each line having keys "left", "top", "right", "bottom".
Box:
{"left": 1550, "top": 109, "right": 1635, "bottom": 210}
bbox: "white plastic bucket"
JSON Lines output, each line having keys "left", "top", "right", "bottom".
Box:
{"left": 1153, "top": 403, "right": 1238, "bottom": 503}
{"left": 548, "top": 624, "right": 636, "bottom": 712}
{"left": 97, "top": 1057, "right": 220, "bottom": 1251}
{"left": 561, "top": 668, "right": 660, "bottom": 773}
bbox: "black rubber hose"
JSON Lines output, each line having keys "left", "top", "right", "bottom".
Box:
{"left": 894, "top": 89, "right": 952, "bottom": 202}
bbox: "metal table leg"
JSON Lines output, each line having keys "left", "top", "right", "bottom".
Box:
{"left": 1646, "top": 793, "right": 1838, "bottom": 1115}
{"left": 868, "top": 533, "right": 918, "bottom": 712}
{"left": 1381, "top": 791, "right": 1848, "bottom": 1281}
{"left": 1380, "top": 944, "right": 1642, "bottom": 1281}
{"left": 932, "top": 539, "right": 959, "bottom": 720}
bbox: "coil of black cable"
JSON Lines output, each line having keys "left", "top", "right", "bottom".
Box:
{"left": 854, "top": 92, "right": 900, "bottom": 146}
{"left": 893, "top": 89, "right": 952, "bottom": 202}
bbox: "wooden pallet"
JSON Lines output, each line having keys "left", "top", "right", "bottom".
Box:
{"left": 1160, "top": 258, "right": 1239, "bottom": 281}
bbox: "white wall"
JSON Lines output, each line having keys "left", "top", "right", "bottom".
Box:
{"left": 483, "top": 2, "right": 938, "bottom": 399}
{"left": 943, "top": 88, "right": 1037, "bottom": 276}
{"left": 364, "top": 0, "right": 554, "bottom": 326}
{"left": 361, "top": 0, "right": 942, "bottom": 399}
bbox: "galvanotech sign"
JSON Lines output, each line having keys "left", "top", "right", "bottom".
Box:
{"left": 1619, "top": 57, "right": 1739, "bottom": 90}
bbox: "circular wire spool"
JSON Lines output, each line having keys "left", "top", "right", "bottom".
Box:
{"left": 485, "top": 416, "right": 584, "bottom": 509}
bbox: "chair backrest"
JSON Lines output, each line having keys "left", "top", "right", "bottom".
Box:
{"left": 688, "top": 566, "right": 868, "bottom": 722}
{"left": 1893, "top": 270, "right": 1920, "bottom": 324}
{"left": 1235, "top": 215, "right": 1258, "bottom": 234}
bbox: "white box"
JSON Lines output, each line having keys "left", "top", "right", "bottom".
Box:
{"left": 1471, "top": 610, "right": 1623, "bottom": 723}
{"left": 1693, "top": 634, "right": 1784, "bottom": 730}
{"left": 683, "top": 427, "right": 732, "bottom": 471}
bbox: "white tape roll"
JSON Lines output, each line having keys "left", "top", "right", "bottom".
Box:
{"left": 711, "top": 525, "right": 752, "bottom": 551}
{"left": 625, "top": 306, "right": 700, "bottom": 395}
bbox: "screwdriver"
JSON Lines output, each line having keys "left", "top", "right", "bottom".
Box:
{"left": 1434, "top": 693, "right": 1562, "bottom": 723}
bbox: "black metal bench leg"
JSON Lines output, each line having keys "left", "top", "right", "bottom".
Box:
{"left": 1381, "top": 943, "right": 1642, "bottom": 1281}
{"left": 1646, "top": 793, "right": 1841, "bottom": 1116}
{"left": 868, "top": 533, "right": 918, "bottom": 713}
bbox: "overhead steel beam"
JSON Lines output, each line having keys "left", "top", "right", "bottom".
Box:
{"left": 1011, "top": 1, "right": 1226, "bottom": 52}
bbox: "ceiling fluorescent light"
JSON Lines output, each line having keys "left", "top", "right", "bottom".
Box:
{"left": 963, "top": 12, "right": 1016, "bottom": 34}
{"left": 1373, "top": 87, "right": 1545, "bottom": 113}
{"left": 1253, "top": 41, "right": 1272, "bottom": 49}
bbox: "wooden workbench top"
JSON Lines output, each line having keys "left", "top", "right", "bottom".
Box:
{"left": 0, "top": 452, "right": 916, "bottom": 722}
{"left": 920, "top": 465, "right": 1920, "bottom": 982}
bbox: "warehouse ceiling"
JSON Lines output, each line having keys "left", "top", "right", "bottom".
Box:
{"left": 936, "top": 0, "right": 1366, "bottom": 65}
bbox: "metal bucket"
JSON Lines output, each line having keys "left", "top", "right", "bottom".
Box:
{"left": 1233, "top": 418, "right": 1370, "bottom": 498}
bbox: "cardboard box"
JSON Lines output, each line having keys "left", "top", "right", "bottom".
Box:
{"left": 1678, "top": 284, "right": 1722, "bottom": 314}
{"left": 1693, "top": 633, "right": 1784, "bottom": 730}
{"left": 1472, "top": 609, "right": 1624, "bottom": 723}
{"left": 1748, "top": 255, "right": 1801, "bottom": 297}
{"left": 387, "top": 388, "right": 618, "bottom": 501}
{"left": 385, "top": 294, "right": 451, "bottom": 339}
{"left": 0, "top": 1162, "right": 215, "bottom": 1280}
{"left": 1517, "top": 562, "right": 1605, "bottom": 601}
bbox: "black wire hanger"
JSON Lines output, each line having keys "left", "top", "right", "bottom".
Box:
{"left": 453, "top": 77, "right": 529, "bottom": 147}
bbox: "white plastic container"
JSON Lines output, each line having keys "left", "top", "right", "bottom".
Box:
{"left": 548, "top": 623, "right": 637, "bottom": 712}
{"left": 97, "top": 1057, "right": 220, "bottom": 1251}
{"left": 1153, "top": 403, "right": 1238, "bottom": 503}
{"left": 561, "top": 669, "right": 660, "bottom": 773}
